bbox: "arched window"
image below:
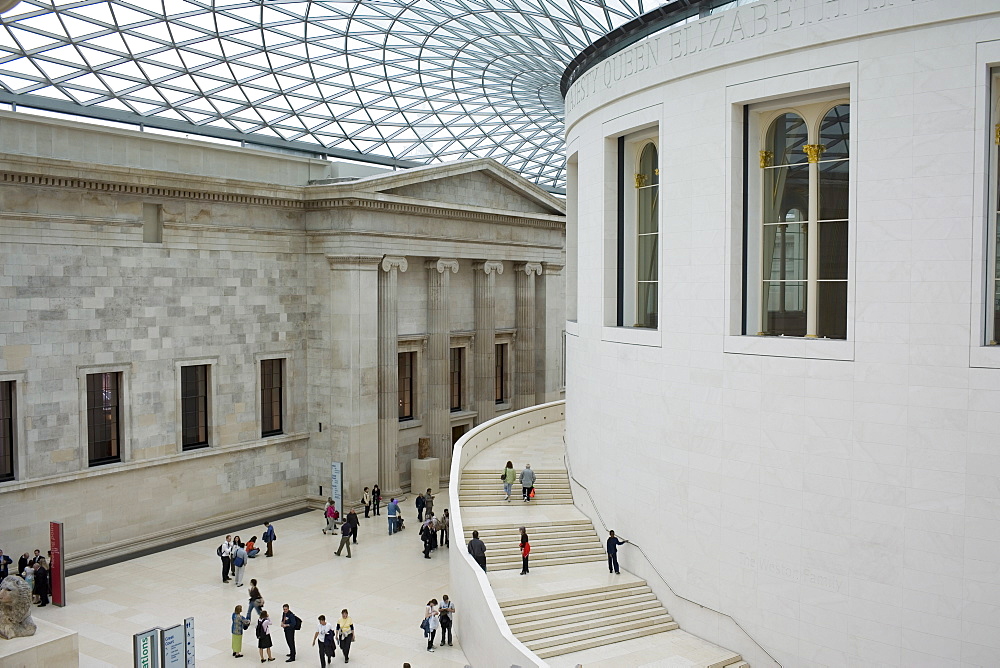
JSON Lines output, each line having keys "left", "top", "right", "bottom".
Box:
{"left": 635, "top": 142, "right": 659, "bottom": 328}
{"left": 758, "top": 104, "right": 849, "bottom": 339}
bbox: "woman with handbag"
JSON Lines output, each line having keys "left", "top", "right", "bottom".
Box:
{"left": 322, "top": 500, "right": 339, "bottom": 534}
{"left": 336, "top": 608, "right": 355, "bottom": 662}
{"left": 247, "top": 579, "right": 265, "bottom": 618}
{"left": 231, "top": 604, "right": 250, "bottom": 658}
{"left": 502, "top": 461, "right": 516, "bottom": 501}
{"left": 423, "top": 599, "right": 439, "bottom": 652}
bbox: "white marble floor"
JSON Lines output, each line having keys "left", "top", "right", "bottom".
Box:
{"left": 27, "top": 509, "right": 469, "bottom": 667}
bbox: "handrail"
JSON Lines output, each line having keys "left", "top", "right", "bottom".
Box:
{"left": 563, "top": 442, "right": 782, "bottom": 668}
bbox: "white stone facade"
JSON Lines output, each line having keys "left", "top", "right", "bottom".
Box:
{"left": 0, "top": 112, "right": 564, "bottom": 566}
{"left": 565, "top": 1, "right": 1000, "bottom": 666}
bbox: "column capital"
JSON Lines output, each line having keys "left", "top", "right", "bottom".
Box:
{"left": 381, "top": 255, "right": 408, "bottom": 273}
{"left": 542, "top": 262, "right": 564, "bottom": 275}
{"left": 426, "top": 258, "right": 460, "bottom": 273}
{"left": 326, "top": 254, "right": 383, "bottom": 270}
{"left": 473, "top": 260, "right": 504, "bottom": 275}
{"left": 514, "top": 262, "right": 543, "bottom": 276}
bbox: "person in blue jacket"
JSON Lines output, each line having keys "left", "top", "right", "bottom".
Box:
{"left": 387, "top": 498, "right": 400, "bottom": 535}
{"left": 606, "top": 530, "right": 629, "bottom": 574}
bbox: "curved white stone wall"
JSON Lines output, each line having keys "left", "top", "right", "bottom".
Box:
{"left": 448, "top": 400, "right": 566, "bottom": 668}
{"left": 566, "top": 2, "right": 1000, "bottom": 666}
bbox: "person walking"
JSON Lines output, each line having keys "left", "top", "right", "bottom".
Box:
{"left": 423, "top": 489, "right": 435, "bottom": 518}
{"left": 467, "top": 530, "right": 487, "bottom": 571}
{"left": 232, "top": 604, "right": 251, "bottom": 658}
{"left": 415, "top": 492, "right": 426, "bottom": 522}
{"left": 606, "top": 530, "right": 629, "bottom": 574}
{"left": 336, "top": 609, "right": 355, "bottom": 663}
{"left": 371, "top": 484, "right": 382, "bottom": 516}
{"left": 438, "top": 509, "right": 450, "bottom": 547}
{"left": 33, "top": 558, "right": 49, "bottom": 606}
{"left": 420, "top": 516, "right": 434, "bottom": 559}
{"left": 502, "top": 460, "right": 516, "bottom": 501}
{"left": 346, "top": 508, "right": 360, "bottom": 545}
{"left": 322, "top": 500, "right": 338, "bottom": 535}
{"left": 361, "top": 487, "right": 372, "bottom": 518}
{"left": 248, "top": 579, "right": 265, "bottom": 619}
{"left": 520, "top": 464, "right": 535, "bottom": 502}
{"left": 387, "top": 498, "right": 399, "bottom": 535}
{"left": 334, "top": 521, "right": 353, "bottom": 558}
{"left": 438, "top": 595, "right": 455, "bottom": 647}
{"left": 219, "top": 535, "right": 234, "bottom": 583}
{"left": 423, "top": 599, "right": 439, "bottom": 652}
{"left": 263, "top": 522, "right": 277, "bottom": 557}
{"left": 256, "top": 609, "right": 275, "bottom": 662}
{"left": 518, "top": 528, "right": 530, "bottom": 575}
{"left": 233, "top": 540, "right": 249, "bottom": 587}
{"left": 312, "top": 615, "right": 336, "bottom": 666}
{"left": 280, "top": 603, "right": 299, "bottom": 662}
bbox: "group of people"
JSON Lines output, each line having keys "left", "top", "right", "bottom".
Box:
{"left": 421, "top": 595, "right": 456, "bottom": 652}
{"left": 229, "top": 583, "right": 356, "bottom": 665}
{"left": 501, "top": 461, "right": 536, "bottom": 502}
{"left": 218, "top": 523, "right": 276, "bottom": 587}
{"left": 416, "top": 489, "right": 450, "bottom": 559}
{"left": 0, "top": 548, "right": 51, "bottom": 606}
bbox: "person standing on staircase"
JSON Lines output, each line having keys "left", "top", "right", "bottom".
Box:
{"left": 502, "top": 461, "right": 516, "bottom": 501}
{"left": 607, "top": 530, "right": 629, "bottom": 574}
{"left": 467, "top": 530, "right": 487, "bottom": 571}
{"left": 519, "top": 464, "right": 535, "bottom": 502}
{"left": 518, "top": 527, "right": 530, "bottom": 575}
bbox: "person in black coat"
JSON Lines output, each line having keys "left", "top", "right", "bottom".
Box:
{"left": 33, "top": 559, "right": 49, "bottom": 606}
{"left": 17, "top": 552, "right": 29, "bottom": 577}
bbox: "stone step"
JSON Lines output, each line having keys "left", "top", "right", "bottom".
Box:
{"left": 465, "top": 518, "right": 592, "bottom": 532}
{"left": 464, "top": 470, "right": 566, "bottom": 475}
{"left": 460, "top": 499, "right": 570, "bottom": 506}
{"left": 505, "top": 590, "right": 658, "bottom": 624}
{"left": 487, "top": 553, "right": 605, "bottom": 571}
{"left": 532, "top": 624, "right": 684, "bottom": 659}
{"left": 526, "top": 614, "right": 679, "bottom": 653}
{"left": 509, "top": 596, "right": 664, "bottom": 633}
{"left": 720, "top": 662, "right": 749, "bottom": 668}
{"left": 499, "top": 580, "right": 650, "bottom": 609}
{"left": 487, "top": 543, "right": 605, "bottom": 559}
{"left": 459, "top": 494, "right": 574, "bottom": 503}
{"left": 514, "top": 606, "right": 673, "bottom": 643}
{"left": 459, "top": 483, "right": 572, "bottom": 492}
{"left": 465, "top": 528, "right": 597, "bottom": 542}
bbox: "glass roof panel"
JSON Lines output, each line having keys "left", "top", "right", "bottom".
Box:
{"left": 0, "top": 0, "right": 672, "bottom": 191}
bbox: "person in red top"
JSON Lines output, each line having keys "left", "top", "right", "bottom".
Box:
{"left": 518, "top": 527, "right": 530, "bottom": 575}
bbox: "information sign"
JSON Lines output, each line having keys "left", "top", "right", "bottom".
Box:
{"left": 330, "top": 462, "right": 343, "bottom": 516}
{"left": 161, "top": 624, "right": 185, "bottom": 667}
{"left": 184, "top": 617, "right": 195, "bottom": 667}
{"left": 133, "top": 628, "right": 161, "bottom": 668}
{"left": 49, "top": 521, "right": 66, "bottom": 606}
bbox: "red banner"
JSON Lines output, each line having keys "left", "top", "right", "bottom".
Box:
{"left": 49, "top": 521, "right": 65, "bottom": 607}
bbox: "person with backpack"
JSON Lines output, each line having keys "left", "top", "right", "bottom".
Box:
{"left": 438, "top": 595, "right": 455, "bottom": 647}
{"left": 248, "top": 579, "right": 265, "bottom": 619}
{"left": 312, "top": 614, "right": 336, "bottom": 666}
{"left": 280, "top": 603, "right": 301, "bottom": 662}
{"left": 336, "top": 609, "right": 355, "bottom": 663}
{"left": 263, "top": 522, "right": 277, "bottom": 557}
{"left": 415, "top": 492, "right": 426, "bottom": 522}
{"left": 256, "top": 609, "right": 274, "bottom": 662}
{"left": 218, "top": 535, "right": 234, "bottom": 583}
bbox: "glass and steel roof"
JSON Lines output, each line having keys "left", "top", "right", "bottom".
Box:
{"left": 0, "top": 0, "right": 680, "bottom": 192}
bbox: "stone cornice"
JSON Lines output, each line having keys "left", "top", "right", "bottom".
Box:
{"left": 306, "top": 196, "right": 565, "bottom": 230}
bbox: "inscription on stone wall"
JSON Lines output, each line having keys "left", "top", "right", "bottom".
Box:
{"left": 565, "top": 0, "right": 934, "bottom": 114}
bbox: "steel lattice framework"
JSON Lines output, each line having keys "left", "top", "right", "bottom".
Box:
{"left": 0, "top": 0, "right": 666, "bottom": 191}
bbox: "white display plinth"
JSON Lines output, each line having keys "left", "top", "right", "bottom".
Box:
{"left": 0, "top": 618, "right": 79, "bottom": 667}
{"left": 411, "top": 457, "right": 441, "bottom": 496}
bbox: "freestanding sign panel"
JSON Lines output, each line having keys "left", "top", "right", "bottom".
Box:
{"left": 160, "top": 624, "right": 185, "bottom": 667}
{"left": 184, "top": 617, "right": 196, "bottom": 667}
{"left": 49, "top": 521, "right": 65, "bottom": 606}
{"left": 134, "top": 628, "right": 161, "bottom": 668}
{"left": 330, "top": 462, "right": 343, "bottom": 516}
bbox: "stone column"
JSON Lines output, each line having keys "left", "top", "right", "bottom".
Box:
{"left": 426, "top": 258, "right": 459, "bottom": 467}
{"left": 513, "top": 262, "right": 542, "bottom": 410}
{"left": 325, "top": 255, "right": 382, "bottom": 504}
{"left": 378, "top": 255, "right": 407, "bottom": 494}
{"left": 473, "top": 260, "right": 503, "bottom": 425}
{"left": 537, "top": 262, "right": 564, "bottom": 404}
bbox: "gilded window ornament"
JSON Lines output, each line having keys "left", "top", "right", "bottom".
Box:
{"left": 759, "top": 150, "right": 773, "bottom": 168}
{"left": 803, "top": 144, "right": 826, "bottom": 163}
{"left": 995, "top": 124, "right": 1000, "bottom": 145}
{"left": 634, "top": 173, "right": 647, "bottom": 188}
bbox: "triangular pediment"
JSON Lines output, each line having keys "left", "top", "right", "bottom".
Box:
{"left": 345, "top": 158, "right": 564, "bottom": 216}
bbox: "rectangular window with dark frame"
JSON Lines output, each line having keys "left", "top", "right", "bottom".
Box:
{"left": 495, "top": 343, "right": 507, "bottom": 404}
{"left": 0, "top": 381, "right": 14, "bottom": 481}
{"left": 450, "top": 347, "right": 463, "bottom": 412}
{"left": 261, "top": 358, "right": 284, "bottom": 437}
{"left": 87, "top": 372, "right": 121, "bottom": 466}
{"left": 398, "top": 351, "right": 415, "bottom": 420}
{"left": 181, "top": 365, "right": 209, "bottom": 450}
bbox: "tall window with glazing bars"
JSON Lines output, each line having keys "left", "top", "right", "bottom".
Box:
{"left": 635, "top": 142, "right": 659, "bottom": 328}
{"left": 759, "top": 103, "right": 849, "bottom": 339}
